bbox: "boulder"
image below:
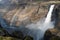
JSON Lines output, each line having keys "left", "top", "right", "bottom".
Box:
{"left": 44, "top": 28, "right": 60, "bottom": 40}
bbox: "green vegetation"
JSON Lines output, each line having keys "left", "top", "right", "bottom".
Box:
{"left": 0, "top": 36, "right": 22, "bottom": 40}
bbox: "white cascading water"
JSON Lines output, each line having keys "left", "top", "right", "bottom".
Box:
{"left": 40, "top": 5, "right": 55, "bottom": 30}
{"left": 45, "top": 5, "right": 55, "bottom": 23}
{"left": 26, "top": 5, "right": 55, "bottom": 40}
{"left": 39, "top": 5, "right": 55, "bottom": 40}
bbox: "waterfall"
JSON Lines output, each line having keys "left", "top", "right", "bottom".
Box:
{"left": 0, "top": 4, "right": 55, "bottom": 40}
{"left": 39, "top": 5, "right": 55, "bottom": 40}
{"left": 40, "top": 5, "right": 55, "bottom": 30}
{"left": 44, "top": 5, "right": 55, "bottom": 23}
{"left": 26, "top": 5, "right": 55, "bottom": 40}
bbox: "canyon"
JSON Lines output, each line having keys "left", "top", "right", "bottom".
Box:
{"left": 0, "top": 0, "right": 60, "bottom": 40}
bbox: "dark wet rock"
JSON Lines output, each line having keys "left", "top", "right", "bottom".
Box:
{"left": 24, "top": 36, "right": 33, "bottom": 40}
{"left": 0, "top": 30, "right": 5, "bottom": 36}
{"left": 44, "top": 29, "right": 60, "bottom": 40}
{"left": 0, "top": 24, "right": 2, "bottom": 28}
{"left": 54, "top": 5, "right": 60, "bottom": 30}
{"left": 0, "top": 24, "right": 24, "bottom": 40}
{"left": 11, "top": 30, "right": 24, "bottom": 39}
{"left": 0, "top": 24, "right": 10, "bottom": 36}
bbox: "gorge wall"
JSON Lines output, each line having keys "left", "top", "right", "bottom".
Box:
{"left": 0, "top": 0, "right": 60, "bottom": 40}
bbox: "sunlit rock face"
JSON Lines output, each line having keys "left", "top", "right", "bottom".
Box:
{"left": 0, "top": 3, "right": 48, "bottom": 27}
{"left": 1, "top": 1, "right": 60, "bottom": 27}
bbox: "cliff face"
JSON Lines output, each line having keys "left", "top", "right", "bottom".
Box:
{"left": 1, "top": 1, "right": 60, "bottom": 27}
{"left": 44, "top": 4, "right": 60, "bottom": 40}
{"left": 0, "top": 1, "right": 60, "bottom": 40}
{"left": 55, "top": 5, "right": 60, "bottom": 29}
{"left": 44, "top": 29, "right": 60, "bottom": 40}
{"left": 0, "top": 2, "right": 48, "bottom": 27}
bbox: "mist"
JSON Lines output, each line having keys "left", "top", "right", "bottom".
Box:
{"left": 25, "top": 5, "right": 55, "bottom": 40}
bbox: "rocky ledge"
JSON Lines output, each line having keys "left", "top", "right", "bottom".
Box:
{"left": 44, "top": 29, "right": 60, "bottom": 40}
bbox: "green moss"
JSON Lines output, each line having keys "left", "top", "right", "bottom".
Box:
{"left": 0, "top": 36, "right": 3, "bottom": 40}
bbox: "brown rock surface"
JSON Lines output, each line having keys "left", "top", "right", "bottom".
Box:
{"left": 1, "top": 1, "right": 60, "bottom": 27}
{"left": 0, "top": 1, "right": 60, "bottom": 40}
{"left": 0, "top": 2, "right": 49, "bottom": 27}
{"left": 44, "top": 29, "right": 60, "bottom": 40}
